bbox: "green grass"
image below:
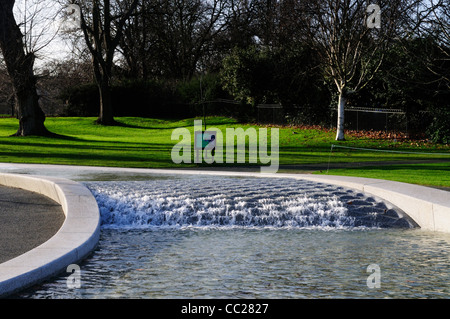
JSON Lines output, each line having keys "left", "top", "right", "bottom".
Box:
{"left": 319, "top": 163, "right": 450, "bottom": 188}
{"left": 0, "top": 116, "right": 449, "bottom": 187}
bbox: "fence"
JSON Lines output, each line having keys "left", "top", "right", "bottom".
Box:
{"left": 257, "top": 104, "right": 286, "bottom": 125}
{"left": 339, "top": 106, "right": 407, "bottom": 132}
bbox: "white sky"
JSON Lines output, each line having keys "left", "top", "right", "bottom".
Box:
{"left": 13, "top": 0, "right": 77, "bottom": 68}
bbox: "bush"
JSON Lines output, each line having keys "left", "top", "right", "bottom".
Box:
{"left": 220, "top": 45, "right": 331, "bottom": 125}
{"left": 60, "top": 84, "right": 99, "bottom": 117}
{"left": 176, "top": 73, "right": 255, "bottom": 121}
{"left": 427, "top": 106, "right": 450, "bottom": 144}
{"left": 61, "top": 80, "right": 192, "bottom": 118}
{"left": 112, "top": 79, "right": 189, "bottom": 118}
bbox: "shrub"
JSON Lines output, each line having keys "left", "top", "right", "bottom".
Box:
{"left": 60, "top": 84, "right": 99, "bottom": 117}
{"left": 427, "top": 106, "right": 450, "bottom": 144}
{"left": 61, "top": 80, "right": 191, "bottom": 118}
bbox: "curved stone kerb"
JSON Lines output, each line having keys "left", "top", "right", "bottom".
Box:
{"left": 0, "top": 173, "right": 100, "bottom": 298}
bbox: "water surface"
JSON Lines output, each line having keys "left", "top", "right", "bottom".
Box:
{"left": 18, "top": 228, "right": 450, "bottom": 299}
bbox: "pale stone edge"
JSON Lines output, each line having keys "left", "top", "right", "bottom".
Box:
{"left": 0, "top": 173, "right": 100, "bottom": 298}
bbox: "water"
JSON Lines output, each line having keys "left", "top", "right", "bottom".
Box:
{"left": 86, "top": 177, "right": 416, "bottom": 229}
{"left": 17, "top": 228, "right": 450, "bottom": 299}
{"left": 14, "top": 176, "right": 450, "bottom": 299}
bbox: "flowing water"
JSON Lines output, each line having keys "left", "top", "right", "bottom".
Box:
{"left": 14, "top": 176, "right": 450, "bottom": 299}
{"left": 87, "top": 177, "right": 417, "bottom": 229}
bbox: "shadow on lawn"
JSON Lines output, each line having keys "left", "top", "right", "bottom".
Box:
{"left": 340, "top": 162, "right": 450, "bottom": 171}
{"left": 112, "top": 117, "right": 238, "bottom": 130}
{"left": 0, "top": 138, "right": 174, "bottom": 154}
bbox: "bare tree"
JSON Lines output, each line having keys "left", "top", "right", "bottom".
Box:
{"left": 298, "top": 0, "right": 414, "bottom": 140}
{"left": 0, "top": 0, "right": 52, "bottom": 136}
{"left": 422, "top": 0, "right": 450, "bottom": 88}
{"left": 104, "top": 0, "right": 271, "bottom": 81}
{"left": 145, "top": 0, "right": 229, "bottom": 80}
{"left": 223, "top": 0, "right": 259, "bottom": 49}
{"left": 70, "top": 0, "right": 138, "bottom": 125}
{"left": 118, "top": 0, "right": 158, "bottom": 79}
{"left": 15, "top": 0, "right": 62, "bottom": 57}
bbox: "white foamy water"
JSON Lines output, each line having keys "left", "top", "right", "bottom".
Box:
{"left": 17, "top": 176, "right": 450, "bottom": 300}
{"left": 83, "top": 177, "right": 415, "bottom": 230}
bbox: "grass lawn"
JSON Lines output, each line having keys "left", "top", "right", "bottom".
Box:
{"left": 320, "top": 163, "right": 450, "bottom": 189}
{"left": 0, "top": 116, "right": 449, "bottom": 187}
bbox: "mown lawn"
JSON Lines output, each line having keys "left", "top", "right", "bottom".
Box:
{"left": 0, "top": 116, "right": 449, "bottom": 187}
{"left": 320, "top": 162, "right": 450, "bottom": 188}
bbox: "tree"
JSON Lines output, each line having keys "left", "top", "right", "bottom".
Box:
{"left": 422, "top": 0, "right": 450, "bottom": 88}
{"left": 417, "top": 0, "right": 450, "bottom": 143}
{"left": 298, "top": 0, "right": 412, "bottom": 140}
{"left": 119, "top": 0, "right": 230, "bottom": 81}
{"left": 118, "top": 0, "right": 155, "bottom": 79}
{"left": 378, "top": 0, "right": 450, "bottom": 141}
{"left": 221, "top": 45, "right": 278, "bottom": 105}
{"left": 221, "top": 0, "right": 259, "bottom": 50}
{"left": 73, "top": 0, "right": 138, "bottom": 125}
{"left": 0, "top": 58, "right": 14, "bottom": 115}
{"left": 0, "top": 0, "right": 51, "bottom": 136}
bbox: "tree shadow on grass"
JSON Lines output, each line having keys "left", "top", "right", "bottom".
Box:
{"left": 46, "top": 132, "right": 85, "bottom": 141}
{"left": 6, "top": 131, "right": 83, "bottom": 142}
{"left": 110, "top": 118, "right": 196, "bottom": 130}
{"left": 0, "top": 138, "right": 174, "bottom": 153}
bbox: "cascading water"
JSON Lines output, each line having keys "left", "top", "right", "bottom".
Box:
{"left": 84, "top": 177, "right": 416, "bottom": 230}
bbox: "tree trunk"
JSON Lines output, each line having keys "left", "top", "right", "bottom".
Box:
{"left": 96, "top": 80, "right": 115, "bottom": 125}
{"left": 335, "top": 90, "right": 346, "bottom": 141}
{"left": 0, "top": 1, "right": 50, "bottom": 137}
{"left": 13, "top": 68, "right": 48, "bottom": 136}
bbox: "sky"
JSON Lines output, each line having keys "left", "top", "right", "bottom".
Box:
{"left": 13, "top": 0, "right": 78, "bottom": 68}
